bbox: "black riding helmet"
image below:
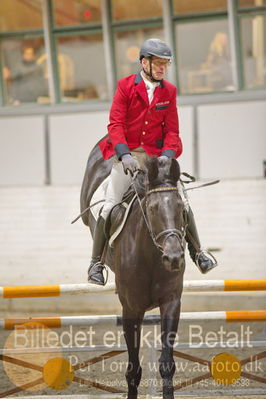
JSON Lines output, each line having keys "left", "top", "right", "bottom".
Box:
{"left": 139, "top": 38, "right": 172, "bottom": 82}
{"left": 139, "top": 38, "right": 172, "bottom": 60}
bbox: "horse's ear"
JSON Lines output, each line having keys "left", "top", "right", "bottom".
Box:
{"left": 170, "top": 158, "right": 180, "bottom": 182}
{"left": 148, "top": 157, "right": 159, "bottom": 183}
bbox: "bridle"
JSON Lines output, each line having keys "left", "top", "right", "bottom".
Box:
{"left": 132, "top": 182, "right": 185, "bottom": 253}
{"left": 146, "top": 187, "right": 185, "bottom": 252}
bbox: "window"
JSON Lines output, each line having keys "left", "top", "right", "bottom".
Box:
{"left": 0, "top": 0, "right": 43, "bottom": 32}
{"left": 114, "top": 27, "right": 164, "bottom": 79}
{"left": 173, "top": 0, "right": 227, "bottom": 15}
{"left": 53, "top": 0, "right": 102, "bottom": 27}
{"left": 175, "top": 20, "right": 234, "bottom": 94}
{"left": 0, "top": 0, "right": 265, "bottom": 108}
{"left": 0, "top": 1, "right": 48, "bottom": 106}
{"left": 55, "top": 33, "right": 107, "bottom": 101}
{"left": 239, "top": 0, "right": 266, "bottom": 7}
{"left": 112, "top": 0, "right": 162, "bottom": 21}
{"left": 240, "top": 15, "right": 266, "bottom": 89}
{"left": 50, "top": 0, "right": 106, "bottom": 103}
{"left": 1, "top": 38, "right": 49, "bottom": 105}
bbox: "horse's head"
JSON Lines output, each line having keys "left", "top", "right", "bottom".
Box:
{"left": 145, "top": 157, "right": 185, "bottom": 272}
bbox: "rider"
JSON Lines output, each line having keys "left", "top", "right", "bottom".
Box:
{"left": 88, "top": 38, "right": 217, "bottom": 285}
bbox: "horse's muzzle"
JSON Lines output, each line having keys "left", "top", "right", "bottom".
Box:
{"left": 162, "top": 252, "right": 184, "bottom": 272}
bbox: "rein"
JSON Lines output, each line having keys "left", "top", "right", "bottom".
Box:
{"left": 180, "top": 172, "right": 220, "bottom": 192}
{"left": 71, "top": 200, "right": 104, "bottom": 224}
{"left": 131, "top": 178, "right": 185, "bottom": 253}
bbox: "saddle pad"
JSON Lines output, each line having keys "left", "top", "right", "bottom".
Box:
{"left": 108, "top": 194, "right": 137, "bottom": 248}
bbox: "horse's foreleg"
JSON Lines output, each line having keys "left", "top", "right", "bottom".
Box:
{"left": 159, "top": 298, "right": 181, "bottom": 399}
{"left": 122, "top": 309, "right": 144, "bottom": 399}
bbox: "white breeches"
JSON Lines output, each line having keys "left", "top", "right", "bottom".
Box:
{"left": 100, "top": 149, "right": 150, "bottom": 220}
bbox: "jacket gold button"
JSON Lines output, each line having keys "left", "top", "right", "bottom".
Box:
{"left": 145, "top": 121, "right": 148, "bottom": 125}
{"left": 141, "top": 142, "right": 144, "bottom": 145}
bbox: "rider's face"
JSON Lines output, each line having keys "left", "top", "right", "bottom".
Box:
{"left": 142, "top": 56, "right": 170, "bottom": 81}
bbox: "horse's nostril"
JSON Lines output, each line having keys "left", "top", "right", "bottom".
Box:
{"left": 162, "top": 255, "right": 171, "bottom": 271}
{"left": 162, "top": 254, "right": 169, "bottom": 263}
{"left": 172, "top": 257, "right": 180, "bottom": 270}
{"left": 163, "top": 253, "right": 183, "bottom": 272}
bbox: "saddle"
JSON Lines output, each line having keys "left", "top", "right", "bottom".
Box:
{"left": 104, "top": 187, "right": 137, "bottom": 247}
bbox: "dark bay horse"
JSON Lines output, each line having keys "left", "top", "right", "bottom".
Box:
{"left": 80, "top": 142, "right": 186, "bottom": 399}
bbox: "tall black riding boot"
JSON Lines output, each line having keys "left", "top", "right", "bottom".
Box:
{"left": 88, "top": 216, "right": 107, "bottom": 285}
{"left": 186, "top": 207, "right": 217, "bottom": 274}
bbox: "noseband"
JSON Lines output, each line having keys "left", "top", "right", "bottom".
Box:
{"left": 154, "top": 228, "right": 184, "bottom": 252}
{"left": 145, "top": 187, "right": 185, "bottom": 252}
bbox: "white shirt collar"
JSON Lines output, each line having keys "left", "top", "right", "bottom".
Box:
{"left": 141, "top": 71, "right": 160, "bottom": 90}
{"left": 141, "top": 71, "right": 159, "bottom": 103}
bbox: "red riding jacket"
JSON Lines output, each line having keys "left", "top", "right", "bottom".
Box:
{"left": 99, "top": 72, "right": 183, "bottom": 160}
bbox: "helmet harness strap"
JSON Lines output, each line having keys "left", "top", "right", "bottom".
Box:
{"left": 142, "top": 57, "right": 161, "bottom": 83}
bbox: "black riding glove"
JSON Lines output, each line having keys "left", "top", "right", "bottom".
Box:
{"left": 121, "top": 154, "right": 139, "bottom": 176}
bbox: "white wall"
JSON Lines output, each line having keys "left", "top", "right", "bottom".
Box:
{"left": 0, "top": 116, "right": 45, "bottom": 185}
{"left": 49, "top": 111, "right": 109, "bottom": 185}
{"left": 0, "top": 100, "right": 265, "bottom": 185}
{"left": 198, "top": 101, "right": 266, "bottom": 179}
{"left": 178, "top": 106, "right": 194, "bottom": 174}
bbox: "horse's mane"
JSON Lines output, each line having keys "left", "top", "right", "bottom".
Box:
{"left": 133, "top": 157, "right": 181, "bottom": 196}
